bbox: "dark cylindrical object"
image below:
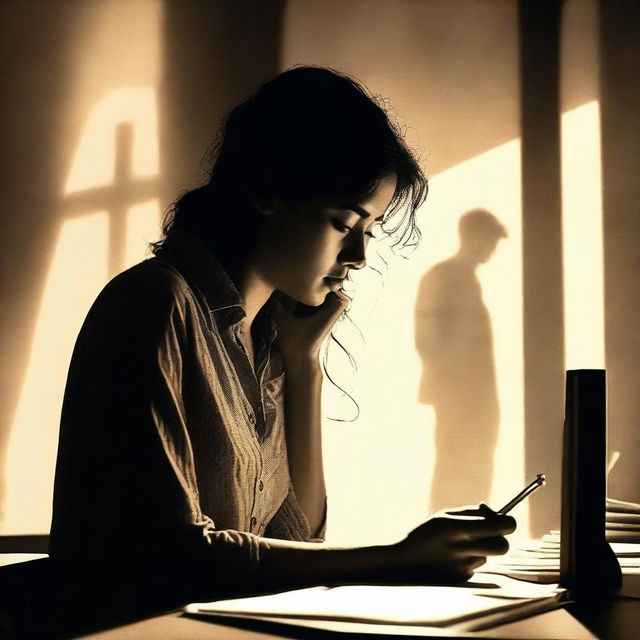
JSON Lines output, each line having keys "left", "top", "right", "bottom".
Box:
{"left": 560, "top": 369, "right": 622, "bottom": 595}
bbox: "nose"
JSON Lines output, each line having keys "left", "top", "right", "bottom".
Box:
{"left": 338, "top": 233, "right": 367, "bottom": 270}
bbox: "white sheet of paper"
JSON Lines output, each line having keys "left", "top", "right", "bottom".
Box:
{"left": 186, "top": 573, "right": 563, "bottom": 628}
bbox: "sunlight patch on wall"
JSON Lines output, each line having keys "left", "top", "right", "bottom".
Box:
{"left": 560, "top": 0, "right": 603, "bottom": 372}
{"left": 323, "top": 138, "right": 526, "bottom": 546}
{"left": 124, "top": 199, "right": 161, "bottom": 268}
{"left": 0, "top": 0, "right": 164, "bottom": 534}
{"left": 1, "top": 213, "right": 109, "bottom": 534}
{"left": 0, "top": 86, "right": 160, "bottom": 533}
{"left": 561, "top": 105, "right": 604, "bottom": 372}
{"left": 64, "top": 87, "right": 159, "bottom": 194}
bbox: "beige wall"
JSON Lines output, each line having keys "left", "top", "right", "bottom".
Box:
{"left": 0, "top": 0, "right": 636, "bottom": 543}
{"left": 0, "top": 0, "right": 284, "bottom": 534}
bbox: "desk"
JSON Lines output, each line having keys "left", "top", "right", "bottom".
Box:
{"left": 2, "top": 555, "right": 638, "bottom": 640}
{"left": 66, "top": 585, "right": 640, "bottom": 640}
{"left": 65, "top": 607, "right": 593, "bottom": 640}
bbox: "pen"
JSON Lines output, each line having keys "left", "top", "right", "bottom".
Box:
{"left": 496, "top": 473, "right": 546, "bottom": 515}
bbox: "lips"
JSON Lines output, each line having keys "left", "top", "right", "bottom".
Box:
{"left": 323, "top": 275, "right": 346, "bottom": 291}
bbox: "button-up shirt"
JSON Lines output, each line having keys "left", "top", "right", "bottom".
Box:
{"left": 49, "top": 227, "right": 323, "bottom": 602}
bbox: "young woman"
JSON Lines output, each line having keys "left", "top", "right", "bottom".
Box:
{"left": 49, "top": 66, "right": 515, "bottom": 617}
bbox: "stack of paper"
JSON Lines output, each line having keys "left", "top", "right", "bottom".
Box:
{"left": 186, "top": 573, "right": 567, "bottom": 635}
{"left": 485, "top": 497, "right": 640, "bottom": 583}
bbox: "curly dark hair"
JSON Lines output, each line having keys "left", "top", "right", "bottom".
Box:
{"left": 151, "top": 65, "right": 426, "bottom": 267}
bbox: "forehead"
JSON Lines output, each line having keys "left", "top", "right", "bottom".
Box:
{"left": 341, "top": 173, "right": 398, "bottom": 219}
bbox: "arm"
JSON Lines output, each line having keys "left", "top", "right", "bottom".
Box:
{"left": 281, "top": 355, "right": 326, "bottom": 537}
{"left": 255, "top": 506, "right": 516, "bottom": 593}
{"left": 270, "top": 291, "right": 349, "bottom": 537}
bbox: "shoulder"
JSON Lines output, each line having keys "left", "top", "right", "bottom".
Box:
{"left": 82, "top": 259, "right": 200, "bottom": 344}
{"left": 106, "top": 258, "right": 185, "bottom": 296}
{"left": 94, "top": 259, "right": 188, "bottom": 313}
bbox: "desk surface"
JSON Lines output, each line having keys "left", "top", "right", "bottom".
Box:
{"left": 73, "top": 578, "right": 640, "bottom": 640}
{"left": 3, "top": 555, "right": 638, "bottom": 640}
{"left": 73, "top": 607, "right": 597, "bottom": 640}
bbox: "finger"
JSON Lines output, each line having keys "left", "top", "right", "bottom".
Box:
{"left": 319, "top": 291, "right": 350, "bottom": 325}
{"left": 467, "top": 556, "right": 488, "bottom": 570}
{"left": 450, "top": 556, "right": 487, "bottom": 583}
{"left": 444, "top": 505, "right": 485, "bottom": 518}
{"left": 327, "top": 289, "right": 351, "bottom": 309}
{"left": 448, "top": 514, "right": 517, "bottom": 539}
{"left": 452, "top": 536, "right": 510, "bottom": 557}
{"left": 444, "top": 502, "right": 499, "bottom": 518}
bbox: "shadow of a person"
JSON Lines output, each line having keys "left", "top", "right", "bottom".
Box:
{"left": 415, "top": 209, "right": 507, "bottom": 513}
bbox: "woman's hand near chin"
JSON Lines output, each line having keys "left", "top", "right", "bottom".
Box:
{"left": 268, "top": 290, "right": 348, "bottom": 535}
{"left": 270, "top": 290, "right": 350, "bottom": 363}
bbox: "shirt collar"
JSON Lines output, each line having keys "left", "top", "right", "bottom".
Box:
{"left": 159, "top": 227, "right": 243, "bottom": 313}
{"left": 157, "top": 227, "right": 277, "bottom": 342}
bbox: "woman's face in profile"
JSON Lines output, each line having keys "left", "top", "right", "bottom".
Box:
{"left": 253, "top": 173, "right": 397, "bottom": 306}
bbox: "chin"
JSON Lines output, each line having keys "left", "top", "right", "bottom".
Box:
{"left": 302, "top": 286, "right": 332, "bottom": 307}
{"left": 279, "top": 278, "right": 334, "bottom": 308}
{"left": 277, "top": 287, "right": 324, "bottom": 309}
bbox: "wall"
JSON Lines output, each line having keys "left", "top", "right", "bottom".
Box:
{"left": 0, "top": 0, "right": 284, "bottom": 534}
{"left": 0, "top": 0, "right": 636, "bottom": 545}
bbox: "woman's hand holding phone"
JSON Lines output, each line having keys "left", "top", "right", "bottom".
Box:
{"left": 384, "top": 505, "right": 516, "bottom": 583}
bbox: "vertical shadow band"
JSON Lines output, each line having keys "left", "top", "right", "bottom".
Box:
{"left": 519, "top": 0, "right": 564, "bottom": 537}
{"left": 600, "top": 0, "right": 640, "bottom": 505}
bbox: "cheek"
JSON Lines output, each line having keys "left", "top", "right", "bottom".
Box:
{"left": 282, "top": 224, "right": 341, "bottom": 273}
{"left": 299, "top": 234, "right": 342, "bottom": 279}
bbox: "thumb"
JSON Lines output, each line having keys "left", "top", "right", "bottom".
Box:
{"left": 323, "top": 290, "right": 350, "bottom": 321}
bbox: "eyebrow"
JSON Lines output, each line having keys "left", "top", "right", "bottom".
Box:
{"left": 346, "top": 204, "right": 385, "bottom": 222}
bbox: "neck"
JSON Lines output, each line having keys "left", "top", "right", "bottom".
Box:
{"left": 186, "top": 225, "right": 270, "bottom": 329}
{"left": 234, "top": 265, "right": 274, "bottom": 331}
{"left": 454, "top": 248, "right": 480, "bottom": 269}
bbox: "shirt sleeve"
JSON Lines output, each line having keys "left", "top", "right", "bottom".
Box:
{"left": 49, "top": 264, "right": 260, "bottom": 604}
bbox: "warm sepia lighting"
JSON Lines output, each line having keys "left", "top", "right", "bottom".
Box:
{"left": 0, "top": 0, "right": 608, "bottom": 547}
{"left": 124, "top": 199, "right": 161, "bottom": 269}
{"left": 1, "top": 213, "right": 109, "bottom": 534}
{"left": 323, "top": 139, "right": 527, "bottom": 545}
{"left": 0, "top": 1, "right": 161, "bottom": 534}
{"left": 561, "top": 104, "right": 605, "bottom": 371}
{"left": 64, "top": 87, "right": 159, "bottom": 194}
{"left": 1, "top": 84, "right": 160, "bottom": 533}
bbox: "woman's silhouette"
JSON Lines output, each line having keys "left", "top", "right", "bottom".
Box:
{"left": 48, "top": 67, "right": 515, "bottom": 626}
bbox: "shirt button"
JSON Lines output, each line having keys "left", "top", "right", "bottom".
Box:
{"left": 248, "top": 413, "right": 256, "bottom": 425}
{"left": 250, "top": 516, "right": 257, "bottom": 527}
{"left": 258, "top": 480, "right": 264, "bottom": 492}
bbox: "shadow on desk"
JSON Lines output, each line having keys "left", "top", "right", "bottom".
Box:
{"left": 2, "top": 559, "right": 639, "bottom": 640}
{"left": 564, "top": 575, "right": 640, "bottom": 640}
{"left": 0, "top": 557, "right": 188, "bottom": 640}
